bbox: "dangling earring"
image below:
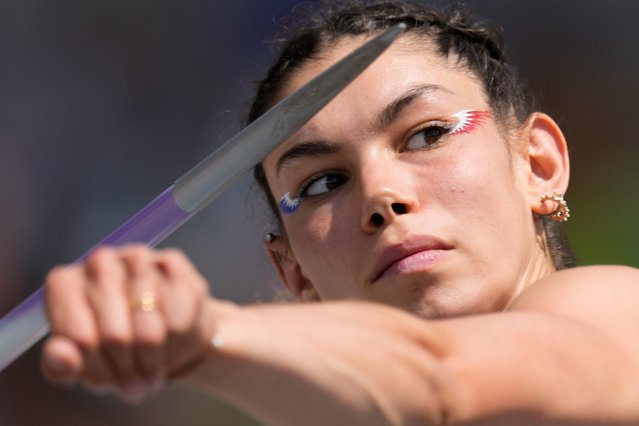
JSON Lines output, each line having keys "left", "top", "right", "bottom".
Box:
{"left": 539, "top": 191, "right": 570, "bottom": 222}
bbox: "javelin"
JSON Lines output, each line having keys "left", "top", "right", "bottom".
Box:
{"left": 0, "top": 24, "right": 405, "bottom": 373}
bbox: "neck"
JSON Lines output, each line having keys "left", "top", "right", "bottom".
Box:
{"left": 510, "top": 219, "right": 557, "bottom": 305}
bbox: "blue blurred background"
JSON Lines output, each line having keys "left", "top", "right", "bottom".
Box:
{"left": 0, "top": 1, "right": 637, "bottom": 424}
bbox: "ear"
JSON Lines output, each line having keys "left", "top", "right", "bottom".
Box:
{"left": 518, "top": 113, "right": 570, "bottom": 216}
{"left": 264, "top": 235, "right": 320, "bottom": 302}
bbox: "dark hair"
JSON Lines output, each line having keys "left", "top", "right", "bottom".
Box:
{"left": 248, "top": 0, "right": 576, "bottom": 269}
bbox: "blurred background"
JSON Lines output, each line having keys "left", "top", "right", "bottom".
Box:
{"left": 0, "top": 0, "right": 637, "bottom": 424}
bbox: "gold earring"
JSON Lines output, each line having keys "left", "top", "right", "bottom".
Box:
{"left": 540, "top": 191, "right": 570, "bottom": 223}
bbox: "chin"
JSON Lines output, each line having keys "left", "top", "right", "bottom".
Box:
{"left": 403, "top": 286, "right": 511, "bottom": 319}
{"left": 411, "top": 301, "right": 471, "bottom": 320}
{"left": 366, "top": 268, "right": 515, "bottom": 319}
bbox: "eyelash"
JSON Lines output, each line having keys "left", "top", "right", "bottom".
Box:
{"left": 404, "top": 120, "right": 455, "bottom": 151}
{"left": 278, "top": 172, "right": 346, "bottom": 215}
{"left": 296, "top": 171, "right": 347, "bottom": 200}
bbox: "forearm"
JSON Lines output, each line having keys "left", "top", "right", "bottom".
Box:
{"left": 181, "top": 301, "right": 639, "bottom": 426}
{"left": 181, "top": 300, "right": 458, "bottom": 426}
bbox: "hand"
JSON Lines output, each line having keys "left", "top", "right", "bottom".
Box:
{"left": 41, "top": 245, "right": 215, "bottom": 402}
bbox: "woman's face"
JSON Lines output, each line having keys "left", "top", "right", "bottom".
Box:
{"left": 262, "top": 36, "right": 547, "bottom": 318}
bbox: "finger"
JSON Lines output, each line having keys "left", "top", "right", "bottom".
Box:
{"left": 158, "top": 249, "right": 208, "bottom": 333}
{"left": 84, "top": 247, "right": 136, "bottom": 384}
{"left": 42, "top": 336, "right": 116, "bottom": 396}
{"left": 41, "top": 335, "right": 82, "bottom": 386}
{"left": 45, "top": 264, "right": 103, "bottom": 384}
{"left": 157, "top": 249, "right": 209, "bottom": 372}
{"left": 121, "top": 245, "right": 167, "bottom": 380}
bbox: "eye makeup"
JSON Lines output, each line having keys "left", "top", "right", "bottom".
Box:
{"left": 449, "top": 109, "right": 490, "bottom": 135}
{"left": 279, "top": 192, "right": 301, "bottom": 215}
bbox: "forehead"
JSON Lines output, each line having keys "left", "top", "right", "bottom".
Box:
{"left": 281, "top": 34, "right": 485, "bottom": 100}
{"left": 263, "top": 35, "right": 488, "bottom": 170}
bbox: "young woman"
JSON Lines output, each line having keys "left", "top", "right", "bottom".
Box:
{"left": 41, "top": 2, "right": 639, "bottom": 425}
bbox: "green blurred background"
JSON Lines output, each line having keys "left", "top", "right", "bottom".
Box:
{"left": 0, "top": 1, "right": 637, "bottom": 425}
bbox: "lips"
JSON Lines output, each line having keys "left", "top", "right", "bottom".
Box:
{"left": 371, "top": 235, "right": 453, "bottom": 283}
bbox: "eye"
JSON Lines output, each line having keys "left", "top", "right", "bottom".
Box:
{"left": 405, "top": 123, "right": 452, "bottom": 151}
{"left": 299, "top": 173, "right": 347, "bottom": 198}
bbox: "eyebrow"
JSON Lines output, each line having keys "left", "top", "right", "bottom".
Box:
{"left": 374, "top": 84, "right": 451, "bottom": 131}
{"left": 276, "top": 141, "right": 340, "bottom": 175}
{"left": 275, "top": 84, "right": 451, "bottom": 175}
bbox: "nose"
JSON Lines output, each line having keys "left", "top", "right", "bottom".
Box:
{"left": 359, "top": 176, "right": 418, "bottom": 233}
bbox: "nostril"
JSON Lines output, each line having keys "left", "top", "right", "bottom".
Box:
{"left": 391, "top": 203, "right": 408, "bottom": 215}
{"left": 371, "top": 213, "right": 385, "bottom": 227}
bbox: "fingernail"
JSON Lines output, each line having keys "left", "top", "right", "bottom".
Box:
{"left": 44, "top": 356, "right": 75, "bottom": 387}
{"left": 46, "top": 356, "right": 70, "bottom": 373}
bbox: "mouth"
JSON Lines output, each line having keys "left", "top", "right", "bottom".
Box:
{"left": 371, "top": 236, "right": 453, "bottom": 283}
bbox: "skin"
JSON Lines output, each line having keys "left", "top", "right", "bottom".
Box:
{"left": 41, "top": 35, "right": 639, "bottom": 425}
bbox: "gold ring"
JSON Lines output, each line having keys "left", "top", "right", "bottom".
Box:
{"left": 130, "top": 291, "right": 157, "bottom": 313}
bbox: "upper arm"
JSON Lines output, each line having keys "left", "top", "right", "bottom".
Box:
{"left": 433, "top": 265, "right": 639, "bottom": 424}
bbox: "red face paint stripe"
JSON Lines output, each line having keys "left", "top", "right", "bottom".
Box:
{"left": 449, "top": 110, "right": 491, "bottom": 135}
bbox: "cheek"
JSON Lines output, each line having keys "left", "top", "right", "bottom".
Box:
{"left": 438, "top": 137, "right": 534, "bottom": 281}
{"left": 431, "top": 137, "right": 523, "bottom": 226}
{"left": 297, "top": 212, "right": 333, "bottom": 244}
{"left": 287, "top": 208, "right": 362, "bottom": 296}
{"left": 287, "top": 209, "right": 347, "bottom": 263}
{"left": 288, "top": 191, "right": 359, "bottom": 245}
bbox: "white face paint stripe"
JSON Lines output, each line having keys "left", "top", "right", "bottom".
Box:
{"left": 449, "top": 110, "right": 490, "bottom": 135}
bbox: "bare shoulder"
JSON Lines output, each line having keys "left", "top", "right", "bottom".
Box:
{"left": 511, "top": 265, "right": 639, "bottom": 310}
{"left": 509, "top": 265, "right": 639, "bottom": 336}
